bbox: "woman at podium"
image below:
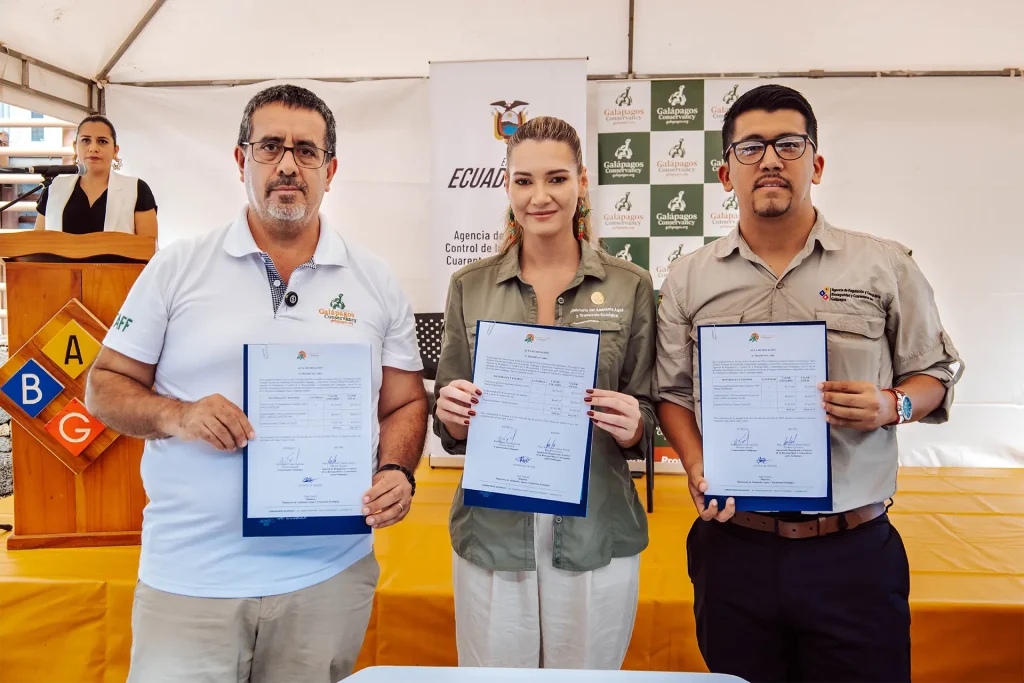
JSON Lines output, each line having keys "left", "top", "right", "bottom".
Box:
{"left": 33, "top": 115, "right": 158, "bottom": 238}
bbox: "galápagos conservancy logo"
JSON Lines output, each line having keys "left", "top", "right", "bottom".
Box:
{"left": 320, "top": 293, "right": 357, "bottom": 326}
{"left": 602, "top": 83, "right": 647, "bottom": 127}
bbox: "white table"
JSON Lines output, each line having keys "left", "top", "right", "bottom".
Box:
{"left": 346, "top": 667, "right": 747, "bottom": 682}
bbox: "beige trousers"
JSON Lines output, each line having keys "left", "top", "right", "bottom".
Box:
{"left": 127, "top": 552, "right": 379, "bottom": 683}
{"left": 453, "top": 513, "right": 641, "bottom": 669}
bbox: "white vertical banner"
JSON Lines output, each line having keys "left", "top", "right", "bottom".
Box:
{"left": 429, "top": 59, "right": 588, "bottom": 311}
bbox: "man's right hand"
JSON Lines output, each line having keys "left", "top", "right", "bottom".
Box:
{"left": 167, "top": 394, "right": 255, "bottom": 451}
{"left": 435, "top": 379, "right": 481, "bottom": 439}
{"left": 687, "top": 461, "right": 736, "bottom": 522}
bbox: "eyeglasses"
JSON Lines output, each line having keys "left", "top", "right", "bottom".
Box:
{"left": 727, "top": 134, "right": 816, "bottom": 165}
{"left": 242, "top": 141, "right": 332, "bottom": 169}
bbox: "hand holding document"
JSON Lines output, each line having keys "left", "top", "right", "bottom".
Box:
{"left": 460, "top": 321, "right": 600, "bottom": 517}
{"left": 243, "top": 343, "right": 373, "bottom": 536}
{"left": 698, "top": 322, "right": 832, "bottom": 512}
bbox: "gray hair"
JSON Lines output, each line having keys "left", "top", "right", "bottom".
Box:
{"left": 237, "top": 84, "right": 337, "bottom": 155}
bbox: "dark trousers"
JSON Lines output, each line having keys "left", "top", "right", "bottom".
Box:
{"left": 686, "top": 514, "right": 911, "bottom": 683}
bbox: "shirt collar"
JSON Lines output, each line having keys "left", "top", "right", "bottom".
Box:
{"left": 712, "top": 208, "right": 842, "bottom": 259}
{"left": 222, "top": 204, "right": 349, "bottom": 267}
{"left": 495, "top": 239, "right": 607, "bottom": 285}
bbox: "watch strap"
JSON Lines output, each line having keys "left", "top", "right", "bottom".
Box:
{"left": 377, "top": 463, "right": 416, "bottom": 496}
{"left": 883, "top": 388, "right": 906, "bottom": 425}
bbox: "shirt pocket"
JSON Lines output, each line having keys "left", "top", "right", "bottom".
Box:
{"left": 815, "top": 311, "right": 887, "bottom": 385}
{"left": 568, "top": 319, "right": 626, "bottom": 386}
{"left": 688, "top": 313, "right": 744, "bottom": 403}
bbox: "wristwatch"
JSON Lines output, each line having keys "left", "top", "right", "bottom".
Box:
{"left": 377, "top": 463, "right": 416, "bottom": 497}
{"left": 885, "top": 388, "right": 913, "bottom": 425}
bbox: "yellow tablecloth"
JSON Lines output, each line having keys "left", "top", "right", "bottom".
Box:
{"left": 1, "top": 467, "right": 1021, "bottom": 683}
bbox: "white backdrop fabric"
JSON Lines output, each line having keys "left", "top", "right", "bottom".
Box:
{"left": 429, "top": 59, "right": 588, "bottom": 307}
{"left": 106, "top": 76, "right": 1023, "bottom": 468}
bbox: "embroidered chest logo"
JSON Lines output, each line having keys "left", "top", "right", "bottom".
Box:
{"left": 819, "top": 286, "right": 882, "bottom": 304}
{"left": 319, "top": 293, "right": 357, "bottom": 325}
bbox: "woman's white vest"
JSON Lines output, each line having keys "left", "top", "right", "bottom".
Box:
{"left": 44, "top": 171, "right": 138, "bottom": 234}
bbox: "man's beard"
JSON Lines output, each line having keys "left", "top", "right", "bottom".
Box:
{"left": 265, "top": 200, "right": 306, "bottom": 222}
{"left": 753, "top": 196, "right": 792, "bottom": 218}
{"left": 247, "top": 176, "right": 311, "bottom": 228}
{"left": 751, "top": 174, "right": 792, "bottom": 218}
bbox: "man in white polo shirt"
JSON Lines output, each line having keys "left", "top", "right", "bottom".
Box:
{"left": 85, "top": 85, "right": 427, "bottom": 683}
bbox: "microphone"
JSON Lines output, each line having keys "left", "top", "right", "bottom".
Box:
{"left": 2, "top": 162, "right": 87, "bottom": 176}
{"left": 30, "top": 162, "right": 87, "bottom": 176}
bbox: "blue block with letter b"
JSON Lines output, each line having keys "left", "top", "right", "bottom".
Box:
{"left": 0, "top": 359, "right": 64, "bottom": 418}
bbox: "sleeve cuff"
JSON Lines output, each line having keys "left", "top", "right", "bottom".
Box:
{"left": 895, "top": 332, "right": 963, "bottom": 425}
{"left": 433, "top": 413, "right": 467, "bottom": 455}
{"left": 101, "top": 337, "right": 161, "bottom": 365}
{"left": 656, "top": 390, "right": 695, "bottom": 413}
{"left": 621, "top": 402, "right": 655, "bottom": 461}
{"left": 382, "top": 351, "right": 425, "bottom": 372}
{"left": 898, "top": 368, "right": 958, "bottom": 424}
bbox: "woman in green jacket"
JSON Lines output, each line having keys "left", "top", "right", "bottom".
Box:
{"left": 433, "top": 116, "right": 656, "bottom": 669}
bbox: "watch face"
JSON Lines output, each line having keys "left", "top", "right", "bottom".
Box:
{"left": 899, "top": 395, "right": 912, "bottom": 419}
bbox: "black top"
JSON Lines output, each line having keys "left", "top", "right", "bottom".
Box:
{"left": 37, "top": 177, "right": 157, "bottom": 234}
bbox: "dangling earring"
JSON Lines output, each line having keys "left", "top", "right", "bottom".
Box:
{"left": 507, "top": 207, "right": 517, "bottom": 244}
{"left": 112, "top": 158, "right": 123, "bottom": 171}
{"left": 575, "top": 199, "right": 591, "bottom": 241}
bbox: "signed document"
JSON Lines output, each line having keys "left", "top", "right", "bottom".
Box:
{"left": 242, "top": 343, "right": 372, "bottom": 536}
{"left": 697, "top": 321, "right": 832, "bottom": 512}
{"left": 462, "top": 321, "right": 600, "bottom": 517}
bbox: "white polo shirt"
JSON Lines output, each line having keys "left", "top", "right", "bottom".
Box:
{"left": 103, "top": 205, "right": 423, "bottom": 598}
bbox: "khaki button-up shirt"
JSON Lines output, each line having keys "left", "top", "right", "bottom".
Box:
{"left": 656, "top": 210, "right": 963, "bottom": 513}
{"left": 434, "top": 240, "right": 655, "bottom": 572}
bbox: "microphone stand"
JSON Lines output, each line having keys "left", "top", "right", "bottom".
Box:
{"left": 0, "top": 171, "right": 59, "bottom": 214}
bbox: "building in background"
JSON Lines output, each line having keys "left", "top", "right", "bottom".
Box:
{"left": 0, "top": 101, "right": 71, "bottom": 231}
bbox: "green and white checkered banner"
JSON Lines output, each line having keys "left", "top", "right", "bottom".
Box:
{"left": 594, "top": 79, "right": 760, "bottom": 290}
{"left": 594, "top": 78, "right": 757, "bottom": 460}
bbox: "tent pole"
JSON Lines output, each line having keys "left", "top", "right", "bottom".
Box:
{"left": 627, "top": 0, "right": 636, "bottom": 78}
{"left": 0, "top": 46, "right": 93, "bottom": 85}
{"left": 108, "top": 67, "right": 1020, "bottom": 88}
{"left": 95, "top": 0, "right": 170, "bottom": 83}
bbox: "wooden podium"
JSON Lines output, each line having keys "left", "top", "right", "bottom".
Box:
{"left": 0, "top": 231, "right": 155, "bottom": 549}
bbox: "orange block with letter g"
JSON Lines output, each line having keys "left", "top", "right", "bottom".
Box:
{"left": 44, "top": 398, "right": 107, "bottom": 456}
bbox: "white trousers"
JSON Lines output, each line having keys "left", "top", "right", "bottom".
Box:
{"left": 453, "top": 513, "right": 641, "bottom": 669}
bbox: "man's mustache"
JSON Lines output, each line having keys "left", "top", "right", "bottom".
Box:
{"left": 752, "top": 174, "right": 791, "bottom": 191}
{"left": 266, "top": 177, "right": 308, "bottom": 196}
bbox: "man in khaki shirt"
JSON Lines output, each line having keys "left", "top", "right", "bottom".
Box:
{"left": 656, "top": 85, "right": 963, "bottom": 683}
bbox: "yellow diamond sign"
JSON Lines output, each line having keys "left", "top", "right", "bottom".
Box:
{"left": 41, "top": 320, "right": 102, "bottom": 380}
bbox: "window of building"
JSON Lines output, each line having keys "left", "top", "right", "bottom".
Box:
{"left": 30, "top": 111, "right": 44, "bottom": 141}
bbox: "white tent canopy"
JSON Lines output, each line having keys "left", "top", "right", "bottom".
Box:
{"left": 3, "top": 0, "right": 1023, "bottom": 120}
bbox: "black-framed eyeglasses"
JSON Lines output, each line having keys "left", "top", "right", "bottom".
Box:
{"left": 726, "top": 134, "right": 816, "bottom": 165}
{"left": 242, "top": 141, "right": 333, "bottom": 169}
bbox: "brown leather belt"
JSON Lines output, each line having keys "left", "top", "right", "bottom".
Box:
{"left": 728, "top": 502, "right": 886, "bottom": 539}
